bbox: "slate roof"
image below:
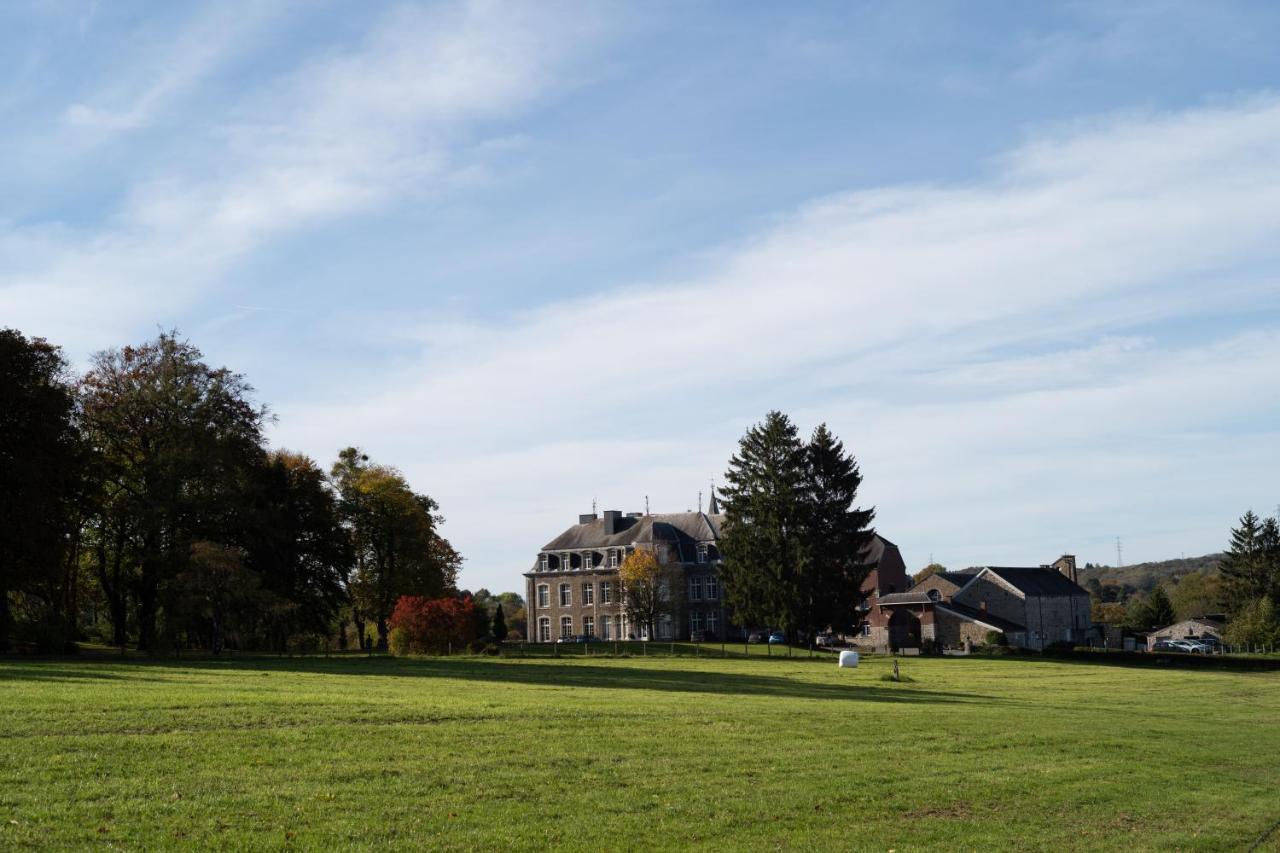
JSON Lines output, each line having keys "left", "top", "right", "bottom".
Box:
{"left": 541, "top": 512, "right": 723, "bottom": 552}
{"left": 936, "top": 601, "right": 1026, "bottom": 633}
{"left": 979, "top": 567, "right": 1089, "bottom": 597}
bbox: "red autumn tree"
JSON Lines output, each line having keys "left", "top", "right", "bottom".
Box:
{"left": 388, "top": 594, "right": 479, "bottom": 655}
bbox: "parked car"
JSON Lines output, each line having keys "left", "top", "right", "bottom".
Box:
{"left": 815, "top": 633, "right": 839, "bottom": 647}
{"left": 1152, "top": 640, "right": 1180, "bottom": 652}
{"left": 1171, "top": 639, "right": 1210, "bottom": 653}
{"left": 767, "top": 631, "right": 786, "bottom": 644}
{"left": 747, "top": 632, "right": 765, "bottom": 644}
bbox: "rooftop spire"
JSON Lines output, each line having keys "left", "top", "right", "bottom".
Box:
{"left": 707, "top": 480, "right": 720, "bottom": 515}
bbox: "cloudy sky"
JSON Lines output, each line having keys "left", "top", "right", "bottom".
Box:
{"left": 3, "top": 1, "right": 1279, "bottom": 591}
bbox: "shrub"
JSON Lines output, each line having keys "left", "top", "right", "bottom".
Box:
{"left": 388, "top": 626, "right": 413, "bottom": 656}
{"left": 388, "top": 595, "right": 481, "bottom": 656}
{"left": 984, "top": 630, "right": 1008, "bottom": 647}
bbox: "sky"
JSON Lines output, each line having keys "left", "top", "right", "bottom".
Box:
{"left": 3, "top": 0, "right": 1280, "bottom": 593}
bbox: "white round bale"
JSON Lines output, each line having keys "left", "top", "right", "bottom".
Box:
{"left": 838, "top": 650, "right": 859, "bottom": 668}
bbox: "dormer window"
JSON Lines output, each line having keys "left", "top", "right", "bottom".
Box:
{"left": 697, "top": 543, "right": 709, "bottom": 564}
{"left": 564, "top": 552, "right": 573, "bottom": 570}
{"left": 583, "top": 551, "right": 593, "bottom": 570}
{"left": 539, "top": 554, "right": 549, "bottom": 571}
{"left": 609, "top": 549, "right": 619, "bottom": 568}
{"left": 927, "top": 589, "right": 941, "bottom": 602}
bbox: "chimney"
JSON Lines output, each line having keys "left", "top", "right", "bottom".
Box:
{"left": 578, "top": 513, "right": 598, "bottom": 525}
{"left": 1053, "top": 554, "right": 1078, "bottom": 585}
{"left": 603, "top": 510, "right": 623, "bottom": 535}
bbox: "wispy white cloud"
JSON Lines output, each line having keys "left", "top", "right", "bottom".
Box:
{"left": 270, "top": 96, "right": 1280, "bottom": 585}
{"left": 1, "top": 0, "right": 608, "bottom": 347}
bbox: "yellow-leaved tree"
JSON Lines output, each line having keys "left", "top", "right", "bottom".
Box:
{"left": 617, "top": 548, "right": 682, "bottom": 640}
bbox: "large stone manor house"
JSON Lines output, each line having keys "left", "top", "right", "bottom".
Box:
{"left": 522, "top": 500, "right": 908, "bottom": 643}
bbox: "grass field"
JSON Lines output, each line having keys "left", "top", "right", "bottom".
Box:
{"left": 2, "top": 652, "right": 1278, "bottom": 850}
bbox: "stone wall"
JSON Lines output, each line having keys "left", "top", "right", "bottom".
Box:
{"left": 1022, "top": 593, "right": 1091, "bottom": 648}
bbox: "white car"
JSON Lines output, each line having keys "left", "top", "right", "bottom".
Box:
{"left": 1169, "top": 639, "right": 1209, "bottom": 653}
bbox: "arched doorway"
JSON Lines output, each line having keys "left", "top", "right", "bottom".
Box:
{"left": 888, "top": 609, "right": 921, "bottom": 651}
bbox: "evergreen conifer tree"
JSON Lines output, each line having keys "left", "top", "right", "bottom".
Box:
{"left": 719, "top": 411, "right": 808, "bottom": 637}
{"left": 1221, "top": 510, "right": 1279, "bottom": 614}
{"left": 1146, "top": 584, "right": 1176, "bottom": 629}
{"left": 491, "top": 603, "right": 507, "bottom": 642}
{"left": 798, "top": 424, "right": 876, "bottom": 640}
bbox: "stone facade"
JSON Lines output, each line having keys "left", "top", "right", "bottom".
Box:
{"left": 871, "top": 557, "right": 1092, "bottom": 652}
{"left": 524, "top": 504, "right": 898, "bottom": 643}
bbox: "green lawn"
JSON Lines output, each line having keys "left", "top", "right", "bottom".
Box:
{"left": 1, "top": 653, "right": 1277, "bottom": 850}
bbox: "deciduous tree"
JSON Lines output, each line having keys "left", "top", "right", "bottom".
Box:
{"left": 618, "top": 548, "right": 681, "bottom": 640}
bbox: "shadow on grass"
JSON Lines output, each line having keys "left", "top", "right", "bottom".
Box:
{"left": 958, "top": 650, "right": 1280, "bottom": 674}
{"left": 0, "top": 654, "right": 995, "bottom": 706}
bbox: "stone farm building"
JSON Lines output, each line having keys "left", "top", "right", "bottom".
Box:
{"left": 869, "top": 556, "right": 1091, "bottom": 652}
{"left": 1146, "top": 617, "right": 1226, "bottom": 650}
{"left": 523, "top": 503, "right": 907, "bottom": 643}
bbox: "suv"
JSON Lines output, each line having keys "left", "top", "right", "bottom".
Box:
{"left": 815, "top": 633, "right": 839, "bottom": 647}
{"left": 1171, "top": 639, "right": 1209, "bottom": 653}
{"left": 767, "top": 631, "right": 787, "bottom": 644}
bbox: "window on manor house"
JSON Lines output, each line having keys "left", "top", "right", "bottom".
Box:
{"left": 559, "top": 583, "right": 571, "bottom": 607}
{"left": 609, "top": 549, "right": 619, "bottom": 567}
{"left": 691, "top": 611, "right": 703, "bottom": 633}
{"left": 539, "top": 554, "right": 548, "bottom": 571}
{"left": 537, "top": 585, "right": 549, "bottom": 608}
{"left": 538, "top": 618, "right": 550, "bottom": 642}
{"left": 706, "top": 576, "right": 719, "bottom": 600}
{"left": 690, "top": 577, "right": 703, "bottom": 601}
{"left": 582, "top": 582, "right": 594, "bottom": 605}
{"left": 584, "top": 616, "right": 595, "bottom": 637}
{"left": 707, "top": 611, "right": 719, "bottom": 636}
{"left": 697, "top": 543, "right": 708, "bottom": 563}
{"left": 583, "top": 551, "right": 593, "bottom": 570}
{"left": 560, "top": 616, "right": 573, "bottom": 639}
{"left": 601, "top": 614, "right": 612, "bottom": 640}
{"left": 601, "top": 581, "right": 612, "bottom": 604}
{"left": 861, "top": 623, "right": 871, "bottom": 637}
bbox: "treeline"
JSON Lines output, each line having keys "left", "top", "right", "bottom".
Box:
{"left": 1080, "top": 510, "right": 1280, "bottom": 645}
{"left": 1, "top": 328, "right": 462, "bottom": 654}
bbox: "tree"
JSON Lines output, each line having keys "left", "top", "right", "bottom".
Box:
{"left": 1122, "top": 595, "right": 1152, "bottom": 631}
{"left": 797, "top": 424, "right": 876, "bottom": 640}
{"left": 718, "top": 411, "right": 809, "bottom": 635}
{"left": 1146, "top": 585, "right": 1176, "bottom": 629}
{"left": 332, "top": 448, "right": 461, "bottom": 650}
{"left": 0, "top": 330, "right": 85, "bottom": 651}
{"left": 1169, "top": 572, "right": 1223, "bottom": 621}
{"left": 79, "top": 332, "right": 268, "bottom": 651}
{"left": 914, "top": 563, "right": 947, "bottom": 586}
{"left": 1223, "top": 597, "right": 1280, "bottom": 649}
{"left": 719, "top": 413, "right": 876, "bottom": 642}
{"left": 1220, "top": 510, "right": 1280, "bottom": 615}
{"left": 243, "top": 451, "right": 352, "bottom": 650}
{"left": 387, "top": 595, "right": 478, "bottom": 655}
{"left": 491, "top": 603, "right": 507, "bottom": 642}
{"left": 618, "top": 548, "right": 681, "bottom": 640}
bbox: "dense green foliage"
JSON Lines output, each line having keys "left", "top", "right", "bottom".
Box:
{"left": 719, "top": 412, "right": 875, "bottom": 640}
{"left": 0, "top": 328, "right": 466, "bottom": 655}
{"left": 1, "top": 654, "right": 1277, "bottom": 849}
{"left": 0, "top": 330, "right": 85, "bottom": 652}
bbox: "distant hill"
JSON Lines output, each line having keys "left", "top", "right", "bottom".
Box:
{"left": 1079, "top": 553, "right": 1224, "bottom": 591}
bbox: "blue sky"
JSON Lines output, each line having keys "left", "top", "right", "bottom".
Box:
{"left": 3, "top": 1, "right": 1280, "bottom": 592}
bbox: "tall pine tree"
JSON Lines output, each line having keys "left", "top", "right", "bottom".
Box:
{"left": 799, "top": 424, "right": 877, "bottom": 640}
{"left": 1221, "top": 510, "right": 1279, "bottom": 615}
{"left": 719, "top": 412, "right": 808, "bottom": 637}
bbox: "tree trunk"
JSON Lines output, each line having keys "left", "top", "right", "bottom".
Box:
{"left": 377, "top": 617, "right": 389, "bottom": 651}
